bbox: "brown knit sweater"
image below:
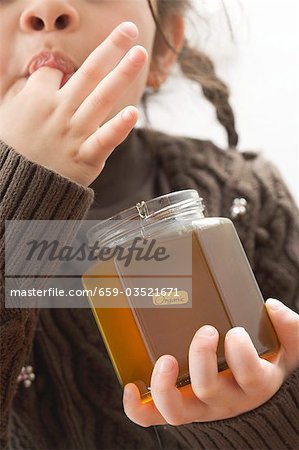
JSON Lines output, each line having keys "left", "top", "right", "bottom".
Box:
{"left": 0, "top": 128, "right": 298, "bottom": 450}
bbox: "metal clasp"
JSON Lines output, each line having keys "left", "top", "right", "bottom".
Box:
{"left": 136, "top": 200, "right": 149, "bottom": 219}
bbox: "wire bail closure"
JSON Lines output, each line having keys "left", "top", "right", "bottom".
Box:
{"left": 136, "top": 201, "right": 149, "bottom": 219}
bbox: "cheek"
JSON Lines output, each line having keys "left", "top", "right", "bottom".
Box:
{"left": 133, "top": 8, "right": 156, "bottom": 55}
{"left": 0, "top": 15, "right": 20, "bottom": 98}
{"left": 0, "top": 39, "right": 12, "bottom": 98}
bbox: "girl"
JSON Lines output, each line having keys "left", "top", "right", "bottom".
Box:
{"left": 0, "top": 1, "right": 298, "bottom": 449}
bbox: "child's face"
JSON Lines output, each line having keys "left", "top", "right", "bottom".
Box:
{"left": 0, "top": 0, "right": 157, "bottom": 117}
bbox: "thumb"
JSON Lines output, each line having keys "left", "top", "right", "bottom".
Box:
{"left": 265, "top": 298, "right": 299, "bottom": 372}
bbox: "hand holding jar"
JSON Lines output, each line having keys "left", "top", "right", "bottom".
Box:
{"left": 83, "top": 190, "right": 299, "bottom": 426}
{"left": 123, "top": 298, "right": 299, "bottom": 426}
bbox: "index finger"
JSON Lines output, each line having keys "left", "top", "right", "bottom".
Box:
{"left": 58, "top": 21, "right": 139, "bottom": 110}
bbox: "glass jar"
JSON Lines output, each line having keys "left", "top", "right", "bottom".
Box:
{"left": 82, "top": 190, "right": 279, "bottom": 402}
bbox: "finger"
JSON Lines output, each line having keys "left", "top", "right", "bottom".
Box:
{"left": 71, "top": 46, "right": 147, "bottom": 134}
{"left": 123, "top": 383, "right": 167, "bottom": 427}
{"left": 25, "top": 66, "right": 64, "bottom": 92}
{"left": 266, "top": 298, "right": 299, "bottom": 371}
{"left": 188, "top": 326, "right": 221, "bottom": 403}
{"left": 79, "top": 105, "right": 138, "bottom": 166}
{"left": 150, "top": 355, "right": 187, "bottom": 425}
{"left": 225, "top": 327, "right": 273, "bottom": 395}
{"left": 123, "top": 382, "right": 211, "bottom": 426}
{"left": 59, "top": 21, "right": 139, "bottom": 110}
{"left": 150, "top": 355, "right": 214, "bottom": 425}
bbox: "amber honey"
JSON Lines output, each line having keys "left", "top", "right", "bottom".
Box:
{"left": 82, "top": 204, "right": 279, "bottom": 403}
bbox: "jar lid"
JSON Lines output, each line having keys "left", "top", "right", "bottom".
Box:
{"left": 87, "top": 189, "right": 204, "bottom": 248}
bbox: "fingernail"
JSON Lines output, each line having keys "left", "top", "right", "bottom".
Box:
{"left": 128, "top": 47, "right": 146, "bottom": 63}
{"left": 119, "top": 22, "right": 138, "bottom": 40}
{"left": 157, "top": 356, "right": 175, "bottom": 373}
{"left": 123, "top": 385, "right": 132, "bottom": 401}
{"left": 228, "top": 327, "right": 246, "bottom": 335}
{"left": 121, "top": 107, "right": 135, "bottom": 122}
{"left": 266, "top": 298, "right": 285, "bottom": 311}
{"left": 197, "top": 325, "right": 217, "bottom": 336}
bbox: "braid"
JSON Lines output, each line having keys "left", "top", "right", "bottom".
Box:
{"left": 178, "top": 42, "right": 238, "bottom": 148}
{"left": 146, "top": 0, "right": 239, "bottom": 148}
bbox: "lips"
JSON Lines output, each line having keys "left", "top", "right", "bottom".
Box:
{"left": 26, "top": 51, "right": 77, "bottom": 86}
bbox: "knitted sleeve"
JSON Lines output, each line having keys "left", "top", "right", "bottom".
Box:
{"left": 0, "top": 141, "right": 94, "bottom": 447}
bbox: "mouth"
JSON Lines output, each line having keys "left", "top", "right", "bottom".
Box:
{"left": 25, "top": 51, "right": 78, "bottom": 87}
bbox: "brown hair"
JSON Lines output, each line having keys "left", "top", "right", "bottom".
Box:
{"left": 145, "top": 0, "right": 239, "bottom": 148}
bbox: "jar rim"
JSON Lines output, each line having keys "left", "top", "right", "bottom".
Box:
{"left": 87, "top": 189, "right": 204, "bottom": 247}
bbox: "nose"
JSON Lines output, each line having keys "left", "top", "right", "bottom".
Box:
{"left": 20, "top": 0, "right": 80, "bottom": 32}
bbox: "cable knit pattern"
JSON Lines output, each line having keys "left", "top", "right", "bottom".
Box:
{"left": 168, "top": 369, "right": 299, "bottom": 450}
{"left": 1, "top": 129, "right": 299, "bottom": 450}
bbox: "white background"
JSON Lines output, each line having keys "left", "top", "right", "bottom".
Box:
{"left": 139, "top": 0, "right": 299, "bottom": 202}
